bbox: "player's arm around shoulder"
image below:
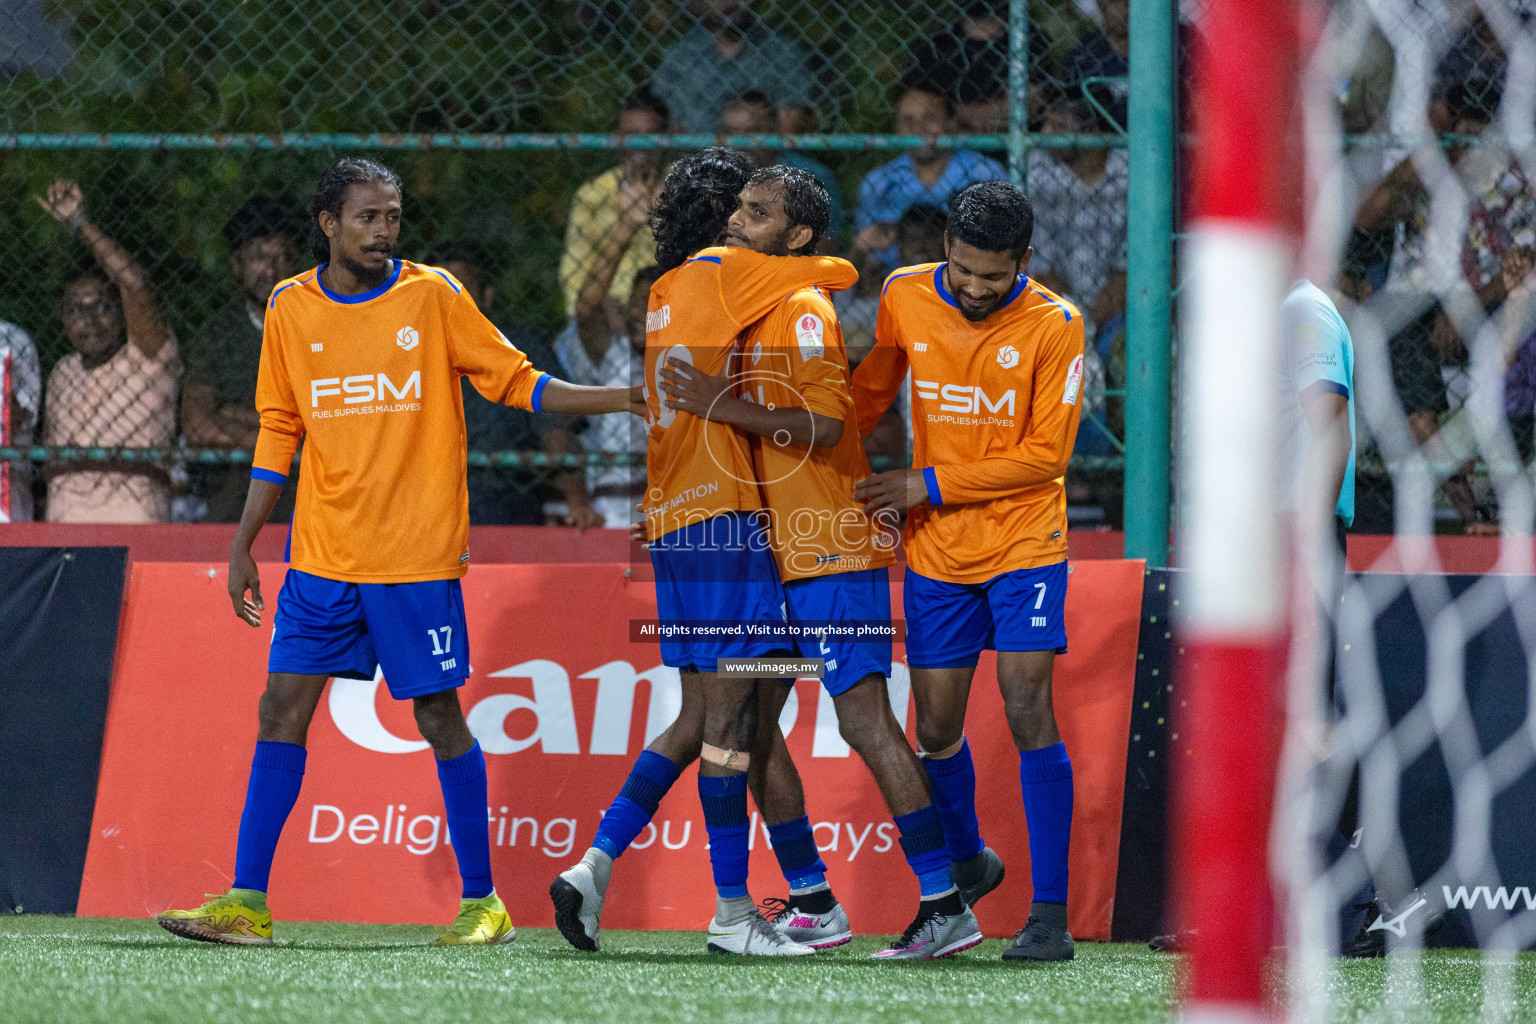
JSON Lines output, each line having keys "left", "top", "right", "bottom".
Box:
{"left": 715, "top": 246, "right": 859, "bottom": 326}
{"left": 658, "top": 291, "right": 845, "bottom": 449}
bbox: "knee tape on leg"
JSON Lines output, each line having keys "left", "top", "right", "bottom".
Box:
{"left": 919, "top": 736, "right": 966, "bottom": 760}
{"left": 701, "top": 743, "right": 750, "bottom": 771}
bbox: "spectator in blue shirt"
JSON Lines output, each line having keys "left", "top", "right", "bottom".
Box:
{"left": 850, "top": 87, "right": 1006, "bottom": 276}
{"left": 719, "top": 91, "right": 845, "bottom": 248}
{"left": 652, "top": 0, "right": 813, "bottom": 133}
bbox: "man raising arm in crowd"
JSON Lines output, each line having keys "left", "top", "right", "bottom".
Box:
{"left": 36, "top": 179, "right": 181, "bottom": 523}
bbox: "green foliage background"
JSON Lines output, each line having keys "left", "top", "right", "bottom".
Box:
{"left": 1, "top": 1, "right": 1099, "bottom": 371}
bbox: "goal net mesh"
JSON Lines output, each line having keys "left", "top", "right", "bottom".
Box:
{"left": 1274, "top": 0, "right": 1536, "bottom": 1018}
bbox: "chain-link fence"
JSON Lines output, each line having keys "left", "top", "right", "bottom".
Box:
{"left": 1, "top": 0, "right": 1142, "bottom": 526}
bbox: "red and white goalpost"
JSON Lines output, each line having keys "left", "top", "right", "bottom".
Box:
{"left": 1176, "top": 0, "right": 1301, "bottom": 1020}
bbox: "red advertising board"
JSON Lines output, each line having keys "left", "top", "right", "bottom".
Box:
{"left": 80, "top": 560, "right": 1144, "bottom": 940}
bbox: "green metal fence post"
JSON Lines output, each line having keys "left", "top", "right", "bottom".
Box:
{"left": 1008, "top": 0, "right": 1028, "bottom": 187}
{"left": 1124, "top": 0, "right": 1174, "bottom": 566}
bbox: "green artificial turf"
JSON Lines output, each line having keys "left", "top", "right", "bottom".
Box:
{"left": 0, "top": 916, "right": 1531, "bottom": 1024}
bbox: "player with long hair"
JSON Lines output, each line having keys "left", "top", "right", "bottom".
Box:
{"left": 660, "top": 164, "right": 983, "bottom": 959}
{"left": 550, "top": 149, "right": 860, "bottom": 956}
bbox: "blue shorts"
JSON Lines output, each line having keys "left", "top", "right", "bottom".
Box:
{"left": 268, "top": 568, "right": 469, "bottom": 700}
{"left": 904, "top": 561, "right": 1069, "bottom": 669}
{"left": 649, "top": 512, "right": 788, "bottom": 672}
{"left": 784, "top": 567, "right": 893, "bottom": 696}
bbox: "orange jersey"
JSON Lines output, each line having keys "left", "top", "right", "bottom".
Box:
{"left": 252, "top": 260, "right": 546, "bottom": 583}
{"left": 641, "top": 246, "right": 857, "bottom": 540}
{"left": 737, "top": 288, "right": 896, "bottom": 581}
{"left": 850, "top": 263, "right": 1085, "bottom": 584}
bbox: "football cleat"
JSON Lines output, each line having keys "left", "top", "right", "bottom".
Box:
{"left": 873, "top": 900, "right": 983, "bottom": 960}
{"left": 550, "top": 862, "right": 605, "bottom": 952}
{"left": 156, "top": 890, "right": 274, "bottom": 946}
{"left": 1148, "top": 928, "right": 1195, "bottom": 953}
{"left": 1003, "top": 901, "right": 1075, "bottom": 962}
{"left": 707, "top": 911, "right": 816, "bottom": 956}
{"left": 761, "top": 896, "right": 852, "bottom": 950}
{"left": 952, "top": 847, "right": 1006, "bottom": 910}
{"left": 435, "top": 892, "right": 516, "bottom": 946}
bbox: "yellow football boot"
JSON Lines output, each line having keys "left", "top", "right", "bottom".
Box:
{"left": 156, "top": 890, "right": 274, "bottom": 946}
{"left": 435, "top": 892, "right": 516, "bottom": 946}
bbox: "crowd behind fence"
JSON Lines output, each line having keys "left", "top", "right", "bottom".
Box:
{"left": 1, "top": 0, "right": 1531, "bottom": 537}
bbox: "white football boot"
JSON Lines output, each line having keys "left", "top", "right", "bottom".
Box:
{"left": 707, "top": 911, "right": 817, "bottom": 956}
{"left": 549, "top": 861, "right": 605, "bottom": 951}
{"left": 761, "top": 896, "right": 853, "bottom": 950}
{"left": 872, "top": 901, "right": 983, "bottom": 960}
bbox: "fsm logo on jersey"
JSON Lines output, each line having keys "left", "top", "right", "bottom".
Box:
{"left": 310, "top": 371, "right": 422, "bottom": 408}
{"left": 914, "top": 380, "right": 1016, "bottom": 416}
{"left": 396, "top": 325, "right": 419, "bottom": 351}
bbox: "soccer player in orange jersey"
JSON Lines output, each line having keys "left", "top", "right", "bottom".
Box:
{"left": 659, "top": 165, "right": 984, "bottom": 960}
{"left": 550, "top": 149, "right": 861, "bottom": 957}
{"left": 156, "top": 158, "right": 640, "bottom": 948}
{"left": 851, "top": 181, "right": 1085, "bottom": 962}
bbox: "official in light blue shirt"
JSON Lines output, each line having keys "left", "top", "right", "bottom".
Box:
{"left": 1279, "top": 279, "right": 1356, "bottom": 528}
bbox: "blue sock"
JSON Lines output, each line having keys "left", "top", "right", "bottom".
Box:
{"left": 766, "top": 815, "right": 826, "bottom": 891}
{"left": 593, "top": 750, "right": 683, "bottom": 859}
{"left": 921, "top": 739, "right": 985, "bottom": 864}
{"left": 232, "top": 741, "right": 307, "bottom": 893}
{"left": 437, "top": 742, "right": 494, "bottom": 899}
{"left": 894, "top": 805, "right": 953, "bottom": 897}
{"left": 698, "top": 773, "right": 750, "bottom": 899}
{"left": 1019, "top": 742, "right": 1073, "bottom": 903}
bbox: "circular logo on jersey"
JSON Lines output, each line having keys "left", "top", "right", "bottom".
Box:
{"left": 396, "top": 326, "right": 420, "bottom": 351}
{"left": 997, "top": 344, "right": 1020, "bottom": 370}
{"left": 751, "top": 341, "right": 763, "bottom": 365}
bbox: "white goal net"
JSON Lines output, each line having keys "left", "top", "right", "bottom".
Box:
{"left": 1274, "top": 0, "right": 1536, "bottom": 1020}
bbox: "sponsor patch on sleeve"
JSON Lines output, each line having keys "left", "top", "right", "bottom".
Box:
{"left": 1062, "top": 353, "right": 1084, "bottom": 405}
{"left": 796, "top": 313, "right": 825, "bottom": 360}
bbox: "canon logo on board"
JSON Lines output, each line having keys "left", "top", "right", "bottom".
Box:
{"left": 328, "top": 659, "right": 912, "bottom": 759}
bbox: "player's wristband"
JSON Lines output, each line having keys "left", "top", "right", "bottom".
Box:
{"left": 922, "top": 466, "right": 944, "bottom": 506}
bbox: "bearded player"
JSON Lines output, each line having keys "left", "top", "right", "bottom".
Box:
{"left": 659, "top": 165, "right": 983, "bottom": 959}
{"left": 851, "top": 180, "right": 1084, "bottom": 962}
{"left": 549, "top": 148, "right": 860, "bottom": 956}
{"left": 156, "top": 158, "right": 640, "bottom": 947}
